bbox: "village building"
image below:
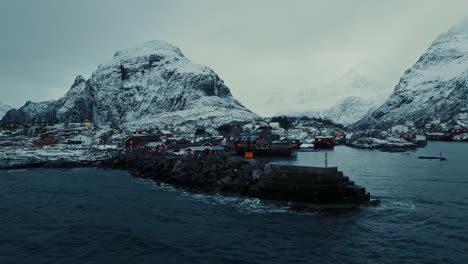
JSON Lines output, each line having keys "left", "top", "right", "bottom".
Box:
{"left": 123, "top": 135, "right": 161, "bottom": 149}
{"left": 287, "top": 128, "right": 303, "bottom": 138}
{"left": 195, "top": 136, "right": 224, "bottom": 146}
{"left": 66, "top": 123, "right": 83, "bottom": 129}
{"left": 268, "top": 122, "right": 281, "bottom": 130}
{"left": 156, "top": 130, "right": 174, "bottom": 138}
{"left": 36, "top": 136, "right": 55, "bottom": 146}
{"left": 166, "top": 142, "right": 192, "bottom": 152}
{"left": 314, "top": 136, "right": 335, "bottom": 149}
{"left": 272, "top": 127, "right": 287, "bottom": 137}
{"left": 67, "top": 135, "right": 93, "bottom": 146}
{"left": 82, "top": 120, "right": 93, "bottom": 128}
{"left": 98, "top": 135, "right": 114, "bottom": 145}
{"left": 183, "top": 146, "right": 224, "bottom": 156}
{"left": 136, "top": 142, "right": 167, "bottom": 152}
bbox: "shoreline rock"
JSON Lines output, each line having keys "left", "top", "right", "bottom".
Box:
{"left": 347, "top": 129, "right": 416, "bottom": 149}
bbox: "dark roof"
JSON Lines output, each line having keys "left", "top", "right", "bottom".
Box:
{"left": 233, "top": 133, "right": 261, "bottom": 142}
{"left": 166, "top": 143, "right": 192, "bottom": 149}
{"left": 272, "top": 141, "right": 293, "bottom": 146}
{"left": 125, "top": 135, "right": 161, "bottom": 142}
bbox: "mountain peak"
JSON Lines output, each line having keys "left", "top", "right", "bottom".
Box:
{"left": 351, "top": 19, "right": 468, "bottom": 129}
{"left": 1, "top": 40, "right": 259, "bottom": 127}
{"left": 73, "top": 75, "right": 86, "bottom": 85}
{"left": 113, "top": 40, "right": 184, "bottom": 60}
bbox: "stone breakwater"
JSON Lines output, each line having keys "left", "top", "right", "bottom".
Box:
{"left": 0, "top": 150, "right": 376, "bottom": 209}
{"left": 102, "top": 150, "right": 266, "bottom": 196}
{"left": 102, "top": 150, "right": 376, "bottom": 208}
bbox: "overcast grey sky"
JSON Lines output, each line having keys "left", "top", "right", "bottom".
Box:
{"left": 1, "top": 0, "right": 467, "bottom": 116}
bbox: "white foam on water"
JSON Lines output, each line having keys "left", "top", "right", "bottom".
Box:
{"left": 372, "top": 201, "right": 416, "bottom": 211}
{"left": 132, "top": 178, "right": 313, "bottom": 215}
{"left": 181, "top": 192, "right": 313, "bottom": 215}
{"left": 6, "top": 169, "right": 29, "bottom": 173}
{"left": 134, "top": 178, "right": 178, "bottom": 192}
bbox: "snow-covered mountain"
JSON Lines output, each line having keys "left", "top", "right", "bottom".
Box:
{"left": 351, "top": 18, "right": 468, "bottom": 130}
{"left": 284, "top": 70, "right": 388, "bottom": 126}
{"left": 285, "top": 95, "right": 386, "bottom": 126}
{"left": 1, "top": 41, "right": 260, "bottom": 127}
{"left": 297, "top": 70, "right": 387, "bottom": 109}
{"left": 0, "top": 102, "right": 12, "bottom": 119}
{"left": 320, "top": 95, "right": 386, "bottom": 126}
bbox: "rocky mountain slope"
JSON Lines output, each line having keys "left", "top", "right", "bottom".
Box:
{"left": 0, "top": 102, "right": 12, "bottom": 119}
{"left": 285, "top": 95, "right": 386, "bottom": 126}
{"left": 1, "top": 41, "right": 260, "bottom": 127}
{"left": 287, "top": 70, "right": 389, "bottom": 126}
{"left": 351, "top": 18, "right": 468, "bottom": 130}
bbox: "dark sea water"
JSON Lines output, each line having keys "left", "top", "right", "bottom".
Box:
{"left": 1, "top": 142, "right": 467, "bottom": 264}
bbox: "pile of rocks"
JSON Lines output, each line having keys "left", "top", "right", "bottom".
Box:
{"left": 102, "top": 150, "right": 377, "bottom": 208}
{"left": 103, "top": 150, "right": 266, "bottom": 195}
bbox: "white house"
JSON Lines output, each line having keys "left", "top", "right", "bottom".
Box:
{"left": 273, "top": 127, "right": 287, "bottom": 137}
{"left": 68, "top": 135, "right": 93, "bottom": 146}
{"left": 288, "top": 128, "right": 304, "bottom": 139}
{"left": 269, "top": 122, "right": 281, "bottom": 130}
{"left": 391, "top": 125, "right": 409, "bottom": 135}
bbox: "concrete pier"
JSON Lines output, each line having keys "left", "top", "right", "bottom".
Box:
{"left": 257, "top": 164, "right": 374, "bottom": 209}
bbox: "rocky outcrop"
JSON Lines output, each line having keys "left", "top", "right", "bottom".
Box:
{"left": 352, "top": 18, "right": 468, "bottom": 129}
{"left": 1, "top": 41, "right": 260, "bottom": 127}
{"left": 348, "top": 130, "right": 416, "bottom": 149}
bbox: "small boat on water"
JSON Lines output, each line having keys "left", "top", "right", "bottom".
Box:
{"left": 418, "top": 156, "right": 447, "bottom": 161}
{"left": 298, "top": 143, "right": 319, "bottom": 152}
{"left": 418, "top": 152, "right": 447, "bottom": 161}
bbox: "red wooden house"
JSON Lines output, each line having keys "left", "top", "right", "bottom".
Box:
{"left": 451, "top": 128, "right": 468, "bottom": 135}
{"left": 156, "top": 130, "right": 174, "bottom": 138}
{"left": 123, "top": 135, "right": 161, "bottom": 149}
{"left": 233, "top": 133, "right": 276, "bottom": 153}
{"left": 136, "top": 142, "right": 167, "bottom": 152}
{"left": 184, "top": 146, "right": 224, "bottom": 156}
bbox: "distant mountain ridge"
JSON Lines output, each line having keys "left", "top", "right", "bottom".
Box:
{"left": 1, "top": 41, "right": 260, "bottom": 127}
{"left": 351, "top": 18, "right": 468, "bottom": 129}
{"left": 284, "top": 95, "right": 386, "bottom": 126}
{"left": 0, "top": 102, "right": 12, "bottom": 119}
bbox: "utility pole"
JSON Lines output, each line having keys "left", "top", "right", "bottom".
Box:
{"left": 325, "top": 152, "right": 328, "bottom": 168}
